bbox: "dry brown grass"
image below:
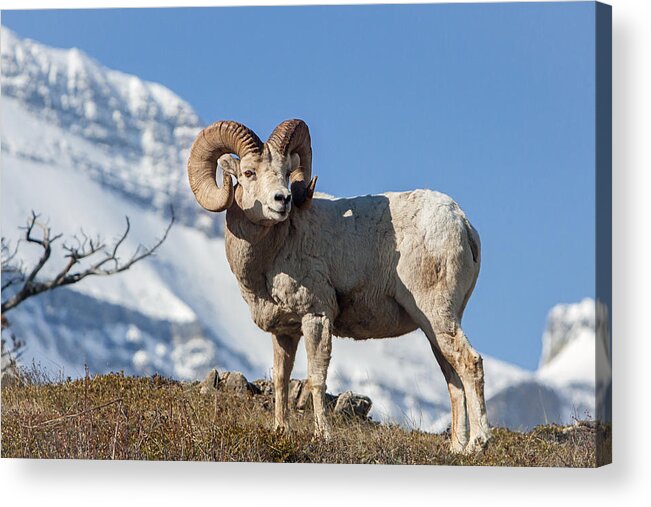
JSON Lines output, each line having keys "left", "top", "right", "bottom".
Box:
{"left": 1, "top": 372, "right": 610, "bottom": 466}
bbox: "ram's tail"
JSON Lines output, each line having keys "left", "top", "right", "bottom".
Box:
{"left": 462, "top": 216, "right": 480, "bottom": 264}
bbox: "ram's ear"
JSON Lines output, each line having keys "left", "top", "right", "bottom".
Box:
{"left": 218, "top": 154, "right": 240, "bottom": 177}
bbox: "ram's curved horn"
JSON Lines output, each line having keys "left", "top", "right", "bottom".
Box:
{"left": 188, "top": 121, "right": 263, "bottom": 212}
{"left": 267, "top": 119, "right": 315, "bottom": 208}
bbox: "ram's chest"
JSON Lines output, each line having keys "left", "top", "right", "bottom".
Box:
{"left": 251, "top": 298, "right": 302, "bottom": 336}
{"left": 268, "top": 271, "right": 312, "bottom": 309}
{"left": 236, "top": 272, "right": 308, "bottom": 336}
{"left": 224, "top": 220, "right": 332, "bottom": 336}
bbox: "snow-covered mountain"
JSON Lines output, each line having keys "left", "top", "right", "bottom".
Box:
{"left": 1, "top": 28, "right": 220, "bottom": 235}
{"left": 1, "top": 29, "right": 606, "bottom": 432}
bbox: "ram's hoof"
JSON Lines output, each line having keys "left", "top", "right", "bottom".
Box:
{"left": 312, "top": 426, "right": 332, "bottom": 442}
{"left": 463, "top": 433, "right": 491, "bottom": 454}
{"left": 273, "top": 423, "right": 292, "bottom": 436}
{"left": 449, "top": 439, "right": 468, "bottom": 454}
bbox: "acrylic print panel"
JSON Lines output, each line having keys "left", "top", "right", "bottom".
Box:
{"left": 0, "top": 2, "right": 611, "bottom": 466}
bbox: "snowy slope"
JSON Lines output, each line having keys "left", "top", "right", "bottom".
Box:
{"left": 1, "top": 29, "right": 603, "bottom": 432}
{"left": 535, "top": 299, "right": 611, "bottom": 425}
{"left": 1, "top": 28, "right": 220, "bottom": 235}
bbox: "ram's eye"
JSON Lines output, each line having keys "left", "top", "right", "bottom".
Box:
{"left": 243, "top": 170, "right": 254, "bottom": 178}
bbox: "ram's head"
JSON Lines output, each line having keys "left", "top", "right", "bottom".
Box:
{"left": 187, "top": 119, "right": 317, "bottom": 225}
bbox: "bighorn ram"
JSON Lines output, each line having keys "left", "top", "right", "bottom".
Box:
{"left": 187, "top": 119, "right": 490, "bottom": 453}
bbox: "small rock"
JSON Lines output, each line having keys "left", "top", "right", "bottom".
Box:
{"left": 220, "top": 371, "right": 253, "bottom": 395}
{"left": 334, "top": 391, "right": 372, "bottom": 418}
{"left": 199, "top": 368, "right": 220, "bottom": 394}
{"left": 294, "top": 380, "right": 337, "bottom": 412}
{"left": 325, "top": 392, "right": 338, "bottom": 410}
{"left": 295, "top": 380, "right": 312, "bottom": 410}
{"left": 197, "top": 369, "right": 373, "bottom": 420}
{"left": 289, "top": 379, "right": 305, "bottom": 406}
{"left": 252, "top": 379, "right": 273, "bottom": 396}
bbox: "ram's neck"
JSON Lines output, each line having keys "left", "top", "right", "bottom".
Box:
{"left": 224, "top": 202, "right": 290, "bottom": 297}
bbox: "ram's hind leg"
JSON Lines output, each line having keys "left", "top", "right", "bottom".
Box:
{"left": 429, "top": 346, "right": 469, "bottom": 453}
{"left": 399, "top": 289, "right": 490, "bottom": 453}
{"left": 302, "top": 314, "right": 333, "bottom": 440}
{"left": 272, "top": 334, "right": 300, "bottom": 433}
{"left": 431, "top": 321, "right": 490, "bottom": 453}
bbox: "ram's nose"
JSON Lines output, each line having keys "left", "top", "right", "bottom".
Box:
{"left": 274, "top": 191, "right": 292, "bottom": 206}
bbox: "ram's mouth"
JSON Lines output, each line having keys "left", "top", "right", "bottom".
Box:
{"left": 267, "top": 205, "right": 289, "bottom": 217}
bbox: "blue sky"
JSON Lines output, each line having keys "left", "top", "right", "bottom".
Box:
{"left": 2, "top": 2, "right": 597, "bottom": 370}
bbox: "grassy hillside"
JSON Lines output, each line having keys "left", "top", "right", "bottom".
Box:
{"left": 1, "top": 372, "right": 610, "bottom": 466}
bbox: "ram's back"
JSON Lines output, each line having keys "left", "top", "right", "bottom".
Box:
{"left": 303, "top": 189, "right": 477, "bottom": 340}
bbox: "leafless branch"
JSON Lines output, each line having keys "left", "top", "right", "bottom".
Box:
{"left": 1, "top": 209, "right": 174, "bottom": 313}
{"left": 1, "top": 238, "right": 25, "bottom": 292}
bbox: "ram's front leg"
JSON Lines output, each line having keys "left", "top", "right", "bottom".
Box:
{"left": 272, "top": 334, "right": 300, "bottom": 433}
{"left": 302, "top": 313, "right": 333, "bottom": 440}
